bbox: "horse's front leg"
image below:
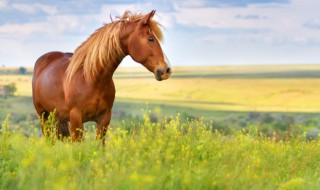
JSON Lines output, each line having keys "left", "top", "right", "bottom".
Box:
{"left": 96, "top": 111, "right": 111, "bottom": 144}
{"left": 69, "top": 109, "right": 84, "bottom": 142}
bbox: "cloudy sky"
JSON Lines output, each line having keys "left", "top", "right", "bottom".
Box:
{"left": 0, "top": 0, "right": 320, "bottom": 67}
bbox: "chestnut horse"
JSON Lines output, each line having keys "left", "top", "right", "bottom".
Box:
{"left": 32, "top": 10, "right": 172, "bottom": 142}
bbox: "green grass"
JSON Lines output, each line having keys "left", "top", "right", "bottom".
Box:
{"left": 1, "top": 115, "right": 320, "bottom": 190}
{"left": 3, "top": 95, "right": 320, "bottom": 138}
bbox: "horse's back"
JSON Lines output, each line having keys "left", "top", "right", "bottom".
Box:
{"left": 33, "top": 51, "right": 72, "bottom": 77}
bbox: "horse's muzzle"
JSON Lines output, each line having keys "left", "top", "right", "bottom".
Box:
{"left": 156, "top": 67, "right": 172, "bottom": 81}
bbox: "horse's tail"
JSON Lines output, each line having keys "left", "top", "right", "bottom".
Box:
{"left": 57, "top": 120, "right": 70, "bottom": 139}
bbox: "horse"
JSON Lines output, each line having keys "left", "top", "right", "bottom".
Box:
{"left": 32, "top": 10, "right": 172, "bottom": 142}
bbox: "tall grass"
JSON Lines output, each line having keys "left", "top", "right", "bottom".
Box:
{"left": 1, "top": 114, "right": 320, "bottom": 190}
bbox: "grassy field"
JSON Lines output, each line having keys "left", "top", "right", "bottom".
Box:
{"left": 115, "top": 65, "right": 320, "bottom": 113}
{"left": 2, "top": 65, "right": 320, "bottom": 189}
{"left": 2, "top": 115, "right": 320, "bottom": 190}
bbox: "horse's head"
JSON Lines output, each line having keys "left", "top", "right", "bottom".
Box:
{"left": 125, "top": 10, "right": 172, "bottom": 81}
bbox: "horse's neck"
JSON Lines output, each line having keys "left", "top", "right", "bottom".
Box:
{"left": 99, "top": 56, "right": 126, "bottom": 81}
{"left": 97, "top": 23, "right": 134, "bottom": 80}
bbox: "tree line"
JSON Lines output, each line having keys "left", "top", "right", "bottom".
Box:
{"left": 0, "top": 66, "right": 29, "bottom": 75}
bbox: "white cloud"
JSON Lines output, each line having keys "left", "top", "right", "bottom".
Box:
{"left": 175, "top": 0, "right": 206, "bottom": 8}
{"left": 0, "top": 22, "right": 46, "bottom": 36}
{"left": 0, "top": 13, "right": 97, "bottom": 38}
{"left": 9, "top": 3, "right": 57, "bottom": 15}
{"left": 174, "top": 3, "right": 282, "bottom": 29}
{"left": 34, "top": 4, "right": 57, "bottom": 15}
{"left": 98, "top": 4, "right": 136, "bottom": 23}
{"left": 173, "top": 0, "right": 320, "bottom": 45}
{"left": 154, "top": 13, "right": 175, "bottom": 29}
{"left": 46, "top": 14, "right": 95, "bottom": 33}
{"left": 0, "top": 0, "right": 7, "bottom": 9}
{"left": 304, "top": 17, "right": 320, "bottom": 30}
{"left": 0, "top": 1, "right": 57, "bottom": 14}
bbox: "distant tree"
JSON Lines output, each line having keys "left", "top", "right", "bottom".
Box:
{"left": 18, "top": 66, "right": 27, "bottom": 74}
{"left": 1, "top": 83, "right": 17, "bottom": 97}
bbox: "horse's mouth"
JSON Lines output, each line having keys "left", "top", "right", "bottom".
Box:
{"left": 156, "top": 76, "right": 162, "bottom": 81}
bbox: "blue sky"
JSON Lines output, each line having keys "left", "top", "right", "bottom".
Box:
{"left": 0, "top": 0, "right": 320, "bottom": 67}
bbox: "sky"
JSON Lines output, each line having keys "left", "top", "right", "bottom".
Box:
{"left": 0, "top": 0, "right": 320, "bottom": 67}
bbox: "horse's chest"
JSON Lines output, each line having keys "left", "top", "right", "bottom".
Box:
{"left": 83, "top": 93, "right": 114, "bottom": 120}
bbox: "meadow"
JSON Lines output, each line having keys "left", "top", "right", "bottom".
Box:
{"left": 1, "top": 65, "right": 320, "bottom": 189}
{"left": 2, "top": 114, "right": 320, "bottom": 190}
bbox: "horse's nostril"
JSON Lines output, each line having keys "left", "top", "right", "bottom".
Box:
{"left": 166, "top": 67, "right": 171, "bottom": 74}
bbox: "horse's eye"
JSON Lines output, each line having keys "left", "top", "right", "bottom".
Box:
{"left": 148, "top": 37, "right": 154, "bottom": 42}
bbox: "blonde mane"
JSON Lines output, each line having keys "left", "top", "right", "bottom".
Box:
{"left": 66, "top": 11, "right": 163, "bottom": 83}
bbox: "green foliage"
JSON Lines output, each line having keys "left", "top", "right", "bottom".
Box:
{"left": 1, "top": 115, "right": 320, "bottom": 190}
{"left": 0, "top": 83, "right": 17, "bottom": 97}
{"left": 1, "top": 115, "right": 11, "bottom": 147}
{"left": 18, "top": 67, "right": 27, "bottom": 75}
{"left": 39, "top": 110, "right": 59, "bottom": 144}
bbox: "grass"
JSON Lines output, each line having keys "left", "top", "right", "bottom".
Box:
{"left": 115, "top": 78, "right": 320, "bottom": 112}
{"left": 114, "top": 65, "right": 320, "bottom": 112}
{"left": 1, "top": 114, "right": 320, "bottom": 190}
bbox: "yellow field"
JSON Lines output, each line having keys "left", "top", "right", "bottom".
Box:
{"left": 113, "top": 65, "right": 320, "bottom": 112}
{"left": 115, "top": 78, "right": 320, "bottom": 112}
{"left": 0, "top": 75, "right": 32, "bottom": 96}
{"left": 2, "top": 65, "right": 320, "bottom": 113}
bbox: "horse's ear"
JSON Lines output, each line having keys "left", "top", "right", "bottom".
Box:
{"left": 140, "top": 10, "right": 156, "bottom": 25}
